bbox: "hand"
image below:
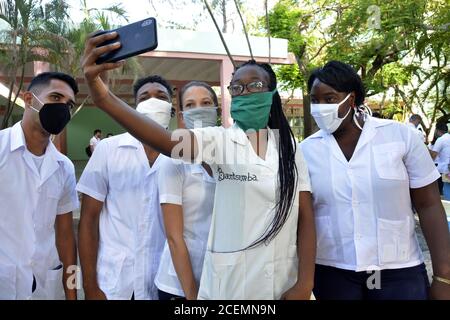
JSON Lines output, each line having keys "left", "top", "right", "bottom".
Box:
{"left": 281, "top": 283, "right": 313, "bottom": 300}
{"left": 81, "top": 31, "right": 124, "bottom": 104}
{"left": 429, "top": 279, "right": 450, "bottom": 300}
{"left": 84, "top": 285, "right": 107, "bottom": 300}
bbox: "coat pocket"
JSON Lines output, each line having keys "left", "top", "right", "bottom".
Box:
{"left": 373, "top": 142, "right": 407, "bottom": 180}
{"left": 44, "top": 266, "right": 65, "bottom": 300}
{"left": 377, "top": 218, "right": 410, "bottom": 264}
{"left": 97, "top": 246, "right": 127, "bottom": 294}
{"left": 207, "top": 251, "right": 245, "bottom": 300}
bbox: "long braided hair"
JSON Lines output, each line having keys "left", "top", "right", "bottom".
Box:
{"left": 235, "top": 60, "right": 298, "bottom": 249}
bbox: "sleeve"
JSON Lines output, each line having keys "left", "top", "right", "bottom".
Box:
{"left": 89, "top": 137, "right": 95, "bottom": 146}
{"left": 158, "top": 158, "right": 184, "bottom": 205}
{"left": 404, "top": 127, "right": 441, "bottom": 189}
{"left": 190, "top": 126, "right": 223, "bottom": 165}
{"left": 295, "top": 145, "right": 312, "bottom": 192}
{"left": 432, "top": 136, "right": 443, "bottom": 153}
{"left": 76, "top": 140, "right": 109, "bottom": 202}
{"left": 57, "top": 161, "right": 79, "bottom": 215}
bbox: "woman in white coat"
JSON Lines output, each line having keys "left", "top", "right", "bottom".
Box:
{"left": 300, "top": 61, "right": 450, "bottom": 300}
{"left": 81, "top": 31, "right": 316, "bottom": 300}
{"left": 155, "top": 82, "right": 218, "bottom": 300}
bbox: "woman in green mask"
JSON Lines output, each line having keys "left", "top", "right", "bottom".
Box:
{"left": 81, "top": 32, "right": 315, "bottom": 300}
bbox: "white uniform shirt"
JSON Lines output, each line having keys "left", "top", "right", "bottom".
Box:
{"left": 190, "top": 124, "right": 311, "bottom": 300}
{"left": 407, "top": 122, "right": 425, "bottom": 142}
{"left": 432, "top": 133, "right": 450, "bottom": 174}
{"left": 300, "top": 116, "right": 440, "bottom": 272}
{"left": 154, "top": 159, "right": 216, "bottom": 297}
{"left": 0, "top": 122, "right": 78, "bottom": 300}
{"left": 89, "top": 136, "right": 100, "bottom": 150}
{"left": 76, "top": 133, "right": 166, "bottom": 300}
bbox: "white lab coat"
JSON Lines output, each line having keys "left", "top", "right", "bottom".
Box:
{"left": 0, "top": 122, "right": 78, "bottom": 300}
{"left": 155, "top": 159, "right": 215, "bottom": 297}
{"left": 77, "top": 133, "right": 166, "bottom": 299}
{"left": 191, "top": 124, "right": 312, "bottom": 299}
{"left": 300, "top": 116, "right": 440, "bottom": 271}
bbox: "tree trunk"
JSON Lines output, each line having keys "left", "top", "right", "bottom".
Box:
{"left": 221, "top": 0, "right": 227, "bottom": 33}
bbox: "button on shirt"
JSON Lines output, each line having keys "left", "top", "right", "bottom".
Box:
{"left": 76, "top": 133, "right": 166, "bottom": 300}
{"left": 432, "top": 133, "right": 450, "bottom": 174}
{"left": 191, "top": 124, "right": 312, "bottom": 299}
{"left": 300, "top": 116, "right": 440, "bottom": 272}
{"left": 155, "top": 159, "right": 216, "bottom": 297}
{"left": 0, "top": 122, "right": 78, "bottom": 300}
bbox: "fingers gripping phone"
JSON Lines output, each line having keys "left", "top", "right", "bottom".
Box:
{"left": 95, "top": 17, "right": 158, "bottom": 64}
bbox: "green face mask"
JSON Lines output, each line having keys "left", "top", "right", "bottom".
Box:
{"left": 230, "top": 90, "right": 276, "bottom": 132}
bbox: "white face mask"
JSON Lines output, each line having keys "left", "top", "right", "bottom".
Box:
{"left": 311, "top": 93, "right": 352, "bottom": 134}
{"left": 182, "top": 106, "right": 218, "bottom": 129}
{"left": 136, "top": 98, "right": 172, "bottom": 129}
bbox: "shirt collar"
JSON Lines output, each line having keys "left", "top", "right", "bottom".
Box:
{"left": 117, "top": 132, "right": 142, "bottom": 149}
{"left": 191, "top": 164, "right": 204, "bottom": 174}
{"left": 10, "top": 121, "right": 27, "bottom": 152}
{"left": 228, "top": 123, "right": 248, "bottom": 146}
{"left": 228, "top": 123, "right": 279, "bottom": 148}
{"left": 10, "top": 121, "right": 65, "bottom": 160}
{"left": 309, "top": 115, "right": 393, "bottom": 140}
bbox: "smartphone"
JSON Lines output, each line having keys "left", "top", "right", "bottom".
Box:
{"left": 95, "top": 17, "right": 158, "bottom": 64}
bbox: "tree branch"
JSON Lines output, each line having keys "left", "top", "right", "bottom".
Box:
{"left": 233, "top": 0, "right": 253, "bottom": 60}
{"left": 203, "top": 0, "right": 236, "bottom": 68}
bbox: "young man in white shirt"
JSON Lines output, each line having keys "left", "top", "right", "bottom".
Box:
{"left": 89, "top": 129, "right": 102, "bottom": 153}
{"left": 408, "top": 114, "right": 426, "bottom": 143}
{"left": 0, "top": 72, "right": 79, "bottom": 300}
{"left": 77, "top": 75, "right": 174, "bottom": 300}
{"left": 430, "top": 122, "right": 450, "bottom": 195}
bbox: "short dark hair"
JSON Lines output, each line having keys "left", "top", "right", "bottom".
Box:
{"left": 94, "top": 129, "right": 101, "bottom": 135}
{"left": 307, "top": 61, "right": 365, "bottom": 106}
{"left": 133, "top": 75, "right": 173, "bottom": 101}
{"left": 372, "top": 112, "right": 383, "bottom": 118}
{"left": 409, "top": 114, "right": 422, "bottom": 122}
{"left": 28, "top": 72, "right": 79, "bottom": 95}
{"left": 179, "top": 81, "right": 219, "bottom": 111}
{"left": 436, "top": 122, "right": 448, "bottom": 133}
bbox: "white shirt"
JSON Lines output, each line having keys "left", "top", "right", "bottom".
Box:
{"left": 25, "top": 149, "right": 45, "bottom": 173}
{"left": 407, "top": 122, "right": 425, "bottom": 142}
{"left": 190, "top": 124, "right": 312, "bottom": 299}
{"left": 154, "top": 159, "right": 216, "bottom": 297}
{"left": 76, "top": 133, "right": 166, "bottom": 300}
{"left": 89, "top": 136, "right": 101, "bottom": 150}
{"left": 432, "top": 133, "right": 450, "bottom": 174}
{"left": 300, "top": 116, "right": 440, "bottom": 272}
{"left": 0, "top": 122, "right": 78, "bottom": 300}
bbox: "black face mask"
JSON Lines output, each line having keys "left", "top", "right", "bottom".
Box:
{"left": 31, "top": 96, "right": 71, "bottom": 135}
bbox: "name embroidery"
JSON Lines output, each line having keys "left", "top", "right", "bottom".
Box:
{"left": 217, "top": 167, "right": 258, "bottom": 182}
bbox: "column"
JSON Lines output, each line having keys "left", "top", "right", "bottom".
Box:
{"left": 220, "top": 58, "right": 234, "bottom": 128}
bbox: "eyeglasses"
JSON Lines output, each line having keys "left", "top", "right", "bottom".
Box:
{"left": 227, "top": 81, "right": 267, "bottom": 97}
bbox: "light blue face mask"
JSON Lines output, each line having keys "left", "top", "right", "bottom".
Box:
{"left": 183, "top": 106, "right": 218, "bottom": 129}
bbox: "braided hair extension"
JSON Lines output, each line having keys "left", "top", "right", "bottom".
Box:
{"left": 234, "top": 60, "right": 298, "bottom": 249}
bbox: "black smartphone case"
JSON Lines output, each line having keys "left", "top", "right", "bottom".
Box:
{"left": 95, "top": 17, "right": 158, "bottom": 64}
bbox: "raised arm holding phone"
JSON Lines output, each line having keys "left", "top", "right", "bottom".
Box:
{"left": 81, "top": 25, "right": 316, "bottom": 300}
